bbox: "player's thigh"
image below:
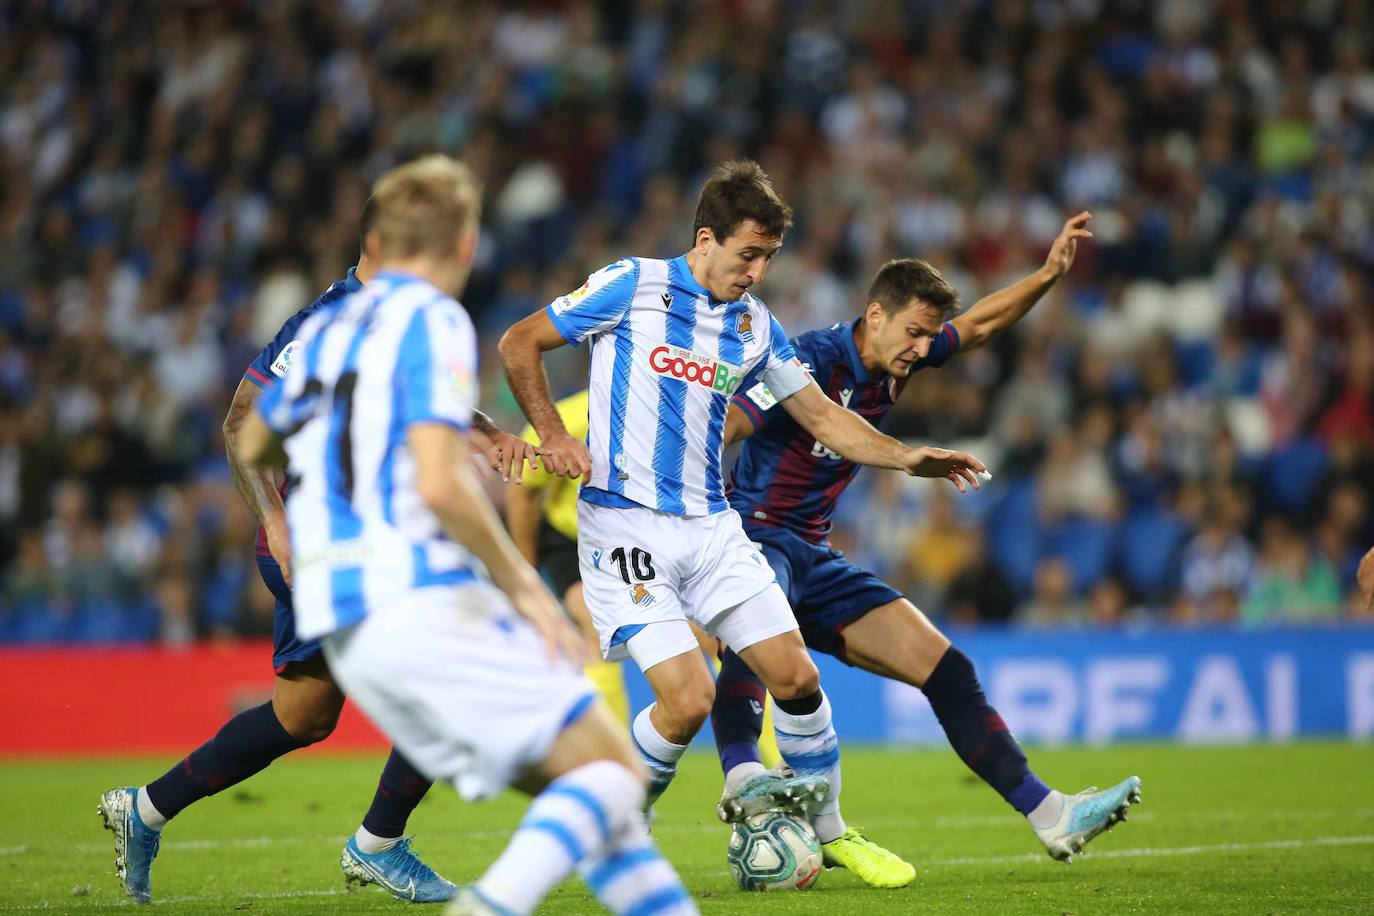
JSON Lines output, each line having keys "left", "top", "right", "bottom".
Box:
{"left": 839, "top": 597, "right": 951, "bottom": 687}
{"left": 517, "top": 700, "right": 645, "bottom": 795}
{"left": 634, "top": 622, "right": 717, "bottom": 722}
{"left": 324, "top": 584, "right": 596, "bottom": 801}
{"left": 723, "top": 585, "right": 817, "bottom": 700}
{"left": 576, "top": 500, "right": 691, "bottom": 660}
{"left": 679, "top": 512, "right": 780, "bottom": 630}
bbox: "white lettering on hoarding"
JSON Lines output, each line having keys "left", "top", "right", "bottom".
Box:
{"left": 1178, "top": 655, "right": 1259, "bottom": 743}
{"left": 1084, "top": 656, "right": 1169, "bottom": 744}
{"left": 987, "top": 660, "right": 1077, "bottom": 744}
{"left": 1265, "top": 654, "right": 1297, "bottom": 741}
{"left": 1348, "top": 654, "right": 1374, "bottom": 739}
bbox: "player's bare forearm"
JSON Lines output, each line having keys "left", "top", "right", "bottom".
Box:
{"left": 950, "top": 211, "right": 1092, "bottom": 351}
{"left": 411, "top": 421, "right": 542, "bottom": 593}
{"left": 471, "top": 409, "right": 501, "bottom": 441}
{"left": 949, "top": 265, "right": 1058, "bottom": 351}
{"left": 499, "top": 312, "right": 591, "bottom": 479}
{"left": 505, "top": 483, "right": 544, "bottom": 566}
{"left": 224, "top": 380, "right": 286, "bottom": 525}
{"left": 498, "top": 313, "right": 569, "bottom": 442}
{"left": 781, "top": 383, "right": 909, "bottom": 470}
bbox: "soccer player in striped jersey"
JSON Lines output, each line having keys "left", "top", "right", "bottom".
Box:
{"left": 713, "top": 213, "right": 1142, "bottom": 875}
{"left": 243, "top": 155, "right": 695, "bottom": 916}
{"left": 499, "top": 160, "right": 988, "bottom": 888}
{"left": 97, "top": 200, "right": 537, "bottom": 906}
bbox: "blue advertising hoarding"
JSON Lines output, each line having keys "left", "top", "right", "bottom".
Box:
{"left": 621, "top": 624, "right": 1374, "bottom": 745}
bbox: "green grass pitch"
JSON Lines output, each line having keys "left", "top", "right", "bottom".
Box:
{"left": 2, "top": 743, "right": 1372, "bottom": 913}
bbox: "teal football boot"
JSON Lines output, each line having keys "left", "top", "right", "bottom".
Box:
{"left": 1033, "top": 776, "right": 1142, "bottom": 862}
{"left": 341, "top": 835, "right": 457, "bottom": 903}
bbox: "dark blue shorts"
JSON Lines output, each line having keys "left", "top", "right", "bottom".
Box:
{"left": 256, "top": 554, "right": 323, "bottom": 673}
{"left": 745, "top": 524, "right": 902, "bottom": 663}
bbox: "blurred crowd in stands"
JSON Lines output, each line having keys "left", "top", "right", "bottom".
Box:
{"left": 1, "top": 0, "right": 1372, "bottom": 644}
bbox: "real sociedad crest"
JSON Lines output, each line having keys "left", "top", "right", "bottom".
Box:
{"left": 737, "top": 312, "right": 754, "bottom": 343}
{"left": 630, "top": 583, "right": 655, "bottom": 607}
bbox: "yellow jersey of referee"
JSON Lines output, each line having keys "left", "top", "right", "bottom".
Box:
{"left": 519, "top": 389, "right": 588, "bottom": 541}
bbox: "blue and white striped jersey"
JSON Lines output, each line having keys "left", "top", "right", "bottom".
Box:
{"left": 547, "top": 255, "right": 811, "bottom": 517}
{"left": 257, "top": 271, "right": 480, "bottom": 639}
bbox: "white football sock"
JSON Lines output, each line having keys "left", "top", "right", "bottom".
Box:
{"left": 477, "top": 761, "right": 645, "bottom": 915}
{"left": 353, "top": 825, "right": 402, "bottom": 854}
{"left": 772, "top": 691, "right": 847, "bottom": 843}
{"left": 579, "top": 814, "right": 697, "bottom": 914}
{"left": 135, "top": 787, "right": 167, "bottom": 831}
{"left": 725, "top": 761, "right": 767, "bottom": 791}
{"left": 1028, "top": 790, "right": 1067, "bottom": 830}
{"left": 631, "top": 705, "right": 687, "bottom": 806}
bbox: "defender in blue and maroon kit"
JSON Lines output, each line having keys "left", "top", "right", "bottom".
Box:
{"left": 712, "top": 213, "right": 1145, "bottom": 870}
{"left": 728, "top": 317, "right": 960, "bottom": 654}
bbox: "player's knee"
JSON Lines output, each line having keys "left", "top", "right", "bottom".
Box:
{"left": 276, "top": 704, "right": 340, "bottom": 744}
{"left": 658, "top": 681, "right": 714, "bottom": 738}
{"left": 766, "top": 657, "right": 820, "bottom": 701}
{"left": 272, "top": 688, "right": 344, "bottom": 744}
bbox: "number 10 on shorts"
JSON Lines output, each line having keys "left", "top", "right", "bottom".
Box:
{"left": 609, "top": 547, "right": 655, "bottom": 584}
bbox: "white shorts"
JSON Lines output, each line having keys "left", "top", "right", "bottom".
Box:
{"left": 577, "top": 500, "right": 798, "bottom": 668}
{"left": 322, "top": 582, "right": 595, "bottom": 801}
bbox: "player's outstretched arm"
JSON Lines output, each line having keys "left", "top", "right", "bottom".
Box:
{"left": 780, "top": 381, "right": 988, "bottom": 492}
{"left": 411, "top": 420, "right": 583, "bottom": 661}
{"left": 224, "top": 379, "right": 293, "bottom": 582}
{"left": 505, "top": 478, "right": 546, "bottom": 566}
{"left": 498, "top": 311, "right": 590, "bottom": 480}
{"left": 948, "top": 212, "right": 1092, "bottom": 352}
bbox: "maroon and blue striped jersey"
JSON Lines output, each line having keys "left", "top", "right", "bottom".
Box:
{"left": 243, "top": 267, "right": 362, "bottom": 556}
{"left": 727, "top": 317, "right": 960, "bottom": 543}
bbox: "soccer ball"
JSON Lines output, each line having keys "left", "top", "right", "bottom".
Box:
{"left": 726, "top": 811, "right": 822, "bottom": 891}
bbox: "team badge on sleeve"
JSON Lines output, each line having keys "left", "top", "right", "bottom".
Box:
{"left": 270, "top": 340, "right": 301, "bottom": 378}
{"left": 551, "top": 258, "right": 635, "bottom": 315}
{"left": 552, "top": 280, "right": 591, "bottom": 315}
{"left": 444, "top": 356, "right": 476, "bottom": 405}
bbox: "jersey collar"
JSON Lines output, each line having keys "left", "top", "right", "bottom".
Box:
{"left": 844, "top": 317, "right": 871, "bottom": 384}
{"left": 670, "top": 254, "right": 749, "bottom": 312}
{"left": 342, "top": 265, "right": 363, "bottom": 291}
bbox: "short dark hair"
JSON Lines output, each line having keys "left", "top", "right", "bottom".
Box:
{"left": 867, "top": 258, "right": 960, "bottom": 318}
{"left": 692, "top": 160, "right": 793, "bottom": 244}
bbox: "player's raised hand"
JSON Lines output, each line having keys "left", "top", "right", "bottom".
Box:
{"left": 506, "top": 573, "right": 588, "bottom": 664}
{"left": 539, "top": 431, "right": 593, "bottom": 481}
{"left": 1045, "top": 211, "right": 1093, "bottom": 279}
{"left": 903, "top": 446, "right": 990, "bottom": 493}
{"left": 1357, "top": 545, "right": 1374, "bottom": 612}
{"left": 486, "top": 430, "right": 540, "bottom": 484}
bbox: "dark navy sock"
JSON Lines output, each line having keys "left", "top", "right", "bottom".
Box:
{"left": 774, "top": 690, "right": 823, "bottom": 716}
{"left": 711, "top": 648, "right": 765, "bottom": 776}
{"left": 145, "top": 701, "right": 308, "bottom": 820}
{"left": 922, "top": 646, "right": 1051, "bottom": 816}
{"left": 360, "top": 748, "right": 434, "bottom": 839}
